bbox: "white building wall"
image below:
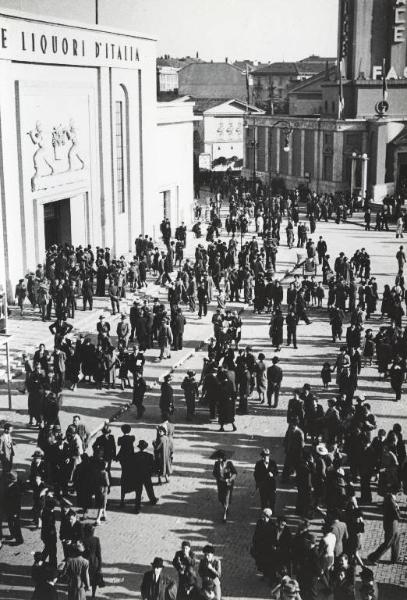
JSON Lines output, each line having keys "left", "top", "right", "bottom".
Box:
{"left": 0, "top": 9, "right": 158, "bottom": 296}
{"left": 156, "top": 104, "right": 195, "bottom": 239}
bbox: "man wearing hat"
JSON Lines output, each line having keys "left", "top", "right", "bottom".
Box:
{"left": 31, "top": 564, "right": 59, "bottom": 600}
{"left": 116, "top": 313, "right": 130, "bottom": 348}
{"left": 141, "top": 557, "right": 176, "bottom": 600}
{"left": 254, "top": 448, "right": 278, "bottom": 511}
{"left": 15, "top": 278, "right": 27, "bottom": 315}
{"left": 96, "top": 315, "right": 110, "bottom": 345}
{"left": 181, "top": 371, "right": 199, "bottom": 421}
{"left": 133, "top": 370, "right": 147, "bottom": 419}
{"left": 267, "top": 356, "right": 283, "bottom": 408}
{"left": 1, "top": 471, "right": 23, "bottom": 545}
{"left": 160, "top": 374, "right": 174, "bottom": 420}
{"left": 251, "top": 508, "right": 275, "bottom": 576}
{"left": 41, "top": 494, "right": 58, "bottom": 568}
{"left": 132, "top": 440, "right": 158, "bottom": 513}
{"left": 355, "top": 568, "right": 379, "bottom": 600}
{"left": 297, "top": 532, "right": 322, "bottom": 600}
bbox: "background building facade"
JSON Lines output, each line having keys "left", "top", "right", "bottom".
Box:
{"left": 243, "top": 0, "right": 407, "bottom": 200}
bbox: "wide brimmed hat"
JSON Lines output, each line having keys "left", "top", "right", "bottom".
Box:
{"left": 260, "top": 448, "right": 270, "bottom": 456}
{"left": 32, "top": 450, "right": 44, "bottom": 459}
{"left": 151, "top": 557, "right": 164, "bottom": 568}
{"left": 316, "top": 443, "right": 328, "bottom": 456}
{"left": 211, "top": 448, "right": 234, "bottom": 461}
{"left": 281, "top": 578, "right": 301, "bottom": 597}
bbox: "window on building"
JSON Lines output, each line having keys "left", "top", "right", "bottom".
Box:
{"left": 331, "top": 101, "right": 335, "bottom": 113}
{"left": 115, "top": 99, "right": 125, "bottom": 214}
{"left": 322, "top": 154, "right": 333, "bottom": 181}
{"left": 324, "top": 100, "right": 328, "bottom": 112}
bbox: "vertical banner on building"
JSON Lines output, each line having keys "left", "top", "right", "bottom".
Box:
{"left": 338, "top": 61, "right": 345, "bottom": 120}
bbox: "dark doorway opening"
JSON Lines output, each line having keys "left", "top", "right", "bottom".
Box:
{"left": 44, "top": 198, "right": 71, "bottom": 248}
{"left": 398, "top": 152, "right": 407, "bottom": 188}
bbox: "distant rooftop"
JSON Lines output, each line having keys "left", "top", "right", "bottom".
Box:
{"left": 253, "top": 55, "right": 336, "bottom": 77}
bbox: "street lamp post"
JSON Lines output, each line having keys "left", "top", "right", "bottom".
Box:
{"left": 247, "top": 118, "right": 258, "bottom": 196}
{"left": 350, "top": 151, "right": 357, "bottom": 197}
{"left": 361, "top": 153, "right": 369, "bottom": 200}
{"left": 266, "top": 120, "right": 294, "bottom": 199}
{"left": 350, "top": 151, "right": 369, "bottom": 199}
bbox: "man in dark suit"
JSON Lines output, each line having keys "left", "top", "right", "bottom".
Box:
{"left": 267, "top": 356, "right": 283, "bottom": 408}
{"left": 171, "top": 307, "right": 186, "bottom": 351}
{"left": 82, "top": 277, "right": 94, "bottom": 311}
{"left": 108, "top": 280, "right": 120, "bottom": 315}
{"left": 141, "top": 557, "right": 176, "bottom": 600}
{"left": 197, "top": 281, "right": 208, "bottom": 318}
{"left": 253, "top": 448, "right": 278, "bottom": 511}
{"left": 133, "top": 440, "right": 158, "bottom": 513}
{"left": 49, "top": 317, "right": 73, "bottom": 348}
{"left": 368, "top": 492, "right": 401, "bottom": 565}
{"left": 133, "top": 371, "right": 147, "bottom": 418}
{"left": 316, "top": 236, "right": 327, "bottom": 264}
{"left": 286, "top": 308, "right": 298, "bottom": 349}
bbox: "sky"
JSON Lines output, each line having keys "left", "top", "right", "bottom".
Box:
{"left": 1, "top": 0, "right": 339, "bottom": 62}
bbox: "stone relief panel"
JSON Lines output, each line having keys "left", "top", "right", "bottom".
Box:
{"left": 20, "top": 88, "right": 91, "bottom": 194}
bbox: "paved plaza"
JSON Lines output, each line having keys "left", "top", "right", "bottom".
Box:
{"left": 1, "top": 204, "right": 407, "bottom": 600}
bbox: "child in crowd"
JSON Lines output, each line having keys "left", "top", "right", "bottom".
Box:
{"left": 363, "top": 329, "right": 375, "bottom": 366}
{"left": 316, "top": 281, "right": 325, "bottom": 308}
{"left": 321, "top": 362, "right": 333, "bottom": 388}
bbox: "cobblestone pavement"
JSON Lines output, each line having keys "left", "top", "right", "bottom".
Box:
{"left": 1, "top": 208, "right": 407, "bottom": 599}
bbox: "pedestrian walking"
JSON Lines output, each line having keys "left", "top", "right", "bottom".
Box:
{"left": 267, "top": 356, "right": 283, "bottom": 408}
{"left": 141, "top": 557, "right": 176, "bottom": 600}
{"left": 212, "top": 449, "right": 237, "bottom": 522}
{"left": 254, "top": 448, "right": 278, "bottom": 511}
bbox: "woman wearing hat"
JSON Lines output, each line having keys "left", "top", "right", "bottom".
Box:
{"left": 62, "top": 540, "right": 90, "bottom": 600}
{"left": 92, "top": 425, "right": 116, "bottom": 482}
{"left": 181, "top": 371, "right": 199, "bottom": 421}
{"left": 212, "top": 450, "right": 237, "bottom": 522}
{"left": 217, "top": 370, "right": 237, "bottom": 432}
{"left": 116, "top": 425, "right": 135, "bottom": 506}
{"left": 153, "top": 426, "right": 172, "bottom": 484}
{"left": 255, "top": 353, "right": 267, "bottom": 403}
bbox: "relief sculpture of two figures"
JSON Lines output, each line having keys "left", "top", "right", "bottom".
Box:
{"left": 27, "top": 119, "right": 85, "bottom": 192}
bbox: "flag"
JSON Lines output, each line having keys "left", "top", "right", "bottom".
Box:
{"left": 382, "top": 58, "right": 388, "bottom": 102}
{"left": 340, "top": 0, "right": 350, "bottom": 60}
{"left": 338, "top": 60, "right": 345, "bottom": 119}
{"left": 245, "top": 64, "right": 250, "bottom": 106}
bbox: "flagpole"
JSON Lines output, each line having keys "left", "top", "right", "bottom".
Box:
{"left": 382, "top": 58, "right": 388, "bottom": 102}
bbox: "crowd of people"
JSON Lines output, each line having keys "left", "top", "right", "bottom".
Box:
{"left": 1, "top": 174, "right": 407, "bottom": 600}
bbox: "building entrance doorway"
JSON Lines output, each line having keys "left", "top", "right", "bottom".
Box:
{"left": 44, "top": 198, "right": 72, "bottom": 248}
{"left": 398, "top": 152, "right": 407, "bottom": 189}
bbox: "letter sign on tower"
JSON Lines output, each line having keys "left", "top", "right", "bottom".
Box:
{"left": 394, "top": 0, "right": 407, "bottom": 43}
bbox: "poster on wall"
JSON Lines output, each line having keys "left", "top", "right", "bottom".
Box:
{"left": 199, "top": 153, "right": 211, "bottom": 170}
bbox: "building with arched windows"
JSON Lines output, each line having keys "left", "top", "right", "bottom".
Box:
{"left": 0, "top": 8, "right": 195, "bottom": 299}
